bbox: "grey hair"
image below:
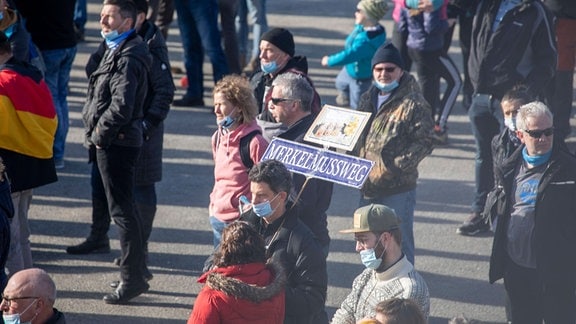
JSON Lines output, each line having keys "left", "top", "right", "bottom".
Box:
{"left": 271, "top": 73, "right": 314, "bottom": 112}
{"left": 516, "top": 101, "right": 553, "bottom": 131}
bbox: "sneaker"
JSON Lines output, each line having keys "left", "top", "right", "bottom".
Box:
{"left": 172, "top": 96, "right": 205, "bottom": 107}
{"left": 432, "top": 125, "right": 448, "bottom": 145}
{"left": 335, "top": 92, "right": 350, "bottom": 107}
{"left": 457, "top": 212, "right": 490, "bottom": 236}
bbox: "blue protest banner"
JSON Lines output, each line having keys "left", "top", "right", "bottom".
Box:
{"left": 261, "top": 138, "right": 374, "bottom": 189}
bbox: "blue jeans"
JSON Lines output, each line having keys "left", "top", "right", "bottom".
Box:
{"left": 41, "top": 46, "right": 77, "bottom": 161}
{"left": 468, "top": 94, "right": 502, "bottom": 213}
{"left": 236, "top": 0, "right": 267, "bottom": 61}
{"left": 360, "top": 189, "right": 416, "bottom": 265}
{"left": 209, "top": 216, "right": 229, "bottom": 248}
{"left": 74, "top": 0, "right": 87, "bottom": 32}
{"left": 335, "top": 68, "right": 371, "bottom": 110}
{"left": 174, "top": 0, "right": 229, "bottom": 100}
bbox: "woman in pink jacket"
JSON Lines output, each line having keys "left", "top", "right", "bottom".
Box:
{"left": 209, "top": 75, "right": 268, "bottom": 248}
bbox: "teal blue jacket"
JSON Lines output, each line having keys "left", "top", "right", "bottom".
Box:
{"left": 326, "top": 24, "right": 386, "bottom": 80}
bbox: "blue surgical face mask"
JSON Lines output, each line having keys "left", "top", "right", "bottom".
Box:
{"left": 373, "top": 80, "right": 399, "bottom": 93}
{"left": 504, "top": 117, "right": 517, "bottom": 131}
{"left": 359, "top": 235, "right": 386, "bottom": 270}
{"left": 252, "top": 193, "right": 280, "bottom": 218}
{"left": 100, "top": 19, "right": 128, "bottom": 41}
{"left": 2, "top": 299, "right": 37, "bottom": 324}
{"left": 217, "top": 108, "right": 237, "bottom": 129}
{"left": 261, "top": 61, "right": 278, "bottom": 74}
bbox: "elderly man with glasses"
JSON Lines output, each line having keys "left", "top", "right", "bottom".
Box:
{"left": 1, "top": 268, "right": 65, "bottom": 324}
{"left": 489, "top": 102, "right": 576, "bottom": 323}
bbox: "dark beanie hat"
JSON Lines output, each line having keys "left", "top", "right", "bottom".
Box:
{"left": 261, "top": 28, "right": 295, "bottom": 57}
{"left": 371, "top": 42, "right": 404, "bottom": 70}
{"left": 133, "top": 0, "right": 149, "bottom": 14}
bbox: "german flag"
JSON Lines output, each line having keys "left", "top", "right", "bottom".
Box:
{"left": 0, "top": 68, "right": 57, "bottom": 159}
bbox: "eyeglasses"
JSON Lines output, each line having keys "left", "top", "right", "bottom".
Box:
{"left": 355, "top": 8, "right": 362, "bottom": 12}
{"left": 373, "top": 66, "right": 397, "bottom": 73}
{"left": 270, "top": 97, "right": 296, "bottom": 105}
{"left": 1, "top": 294, "right": 38, "bottom": 308}
{"left": 523, "top": 127, "right": 554, "bottom": 138}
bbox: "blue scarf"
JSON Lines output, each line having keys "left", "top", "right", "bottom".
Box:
{"left": 522, "top": 147, "right": 552, "bottom": 167}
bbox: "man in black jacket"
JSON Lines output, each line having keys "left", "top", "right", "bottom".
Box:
{"left": 489, "top": 102, "right": 576, "bottom": 323}
{"left": 67, "top": 0, "right": 174, "bottom": 292}
{"left": 459, "top": 0, "right": 556, "bottom": 234}
{"left": 267, "top": 73, "right": 333, "bottom": 255}
{"left": 241, "top": 160, "right": 328, "bottom": 323}
{"left": 79, "top": 0, "right": 151, "bottom": 304}
{"left": 249, "top": 28, "right": 321, "bottom": 122}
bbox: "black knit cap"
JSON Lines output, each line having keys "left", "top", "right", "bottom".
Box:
{"left": 261, "top": 28, "right": 295, "bottom": 57}
{"left": 371, "top": 42, "right": 404, "bottom": 70}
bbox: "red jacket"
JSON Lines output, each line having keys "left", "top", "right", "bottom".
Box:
{"left": 188, "top": 262, "right": 285, "bottom": 324}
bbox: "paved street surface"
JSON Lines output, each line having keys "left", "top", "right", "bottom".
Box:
{"left": 26, "top": 0, "right": 575, "bottom": 323}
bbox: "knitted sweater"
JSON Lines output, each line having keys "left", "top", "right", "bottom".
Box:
{"left": 331, "top": 256, "right": 430, "bottom": 324}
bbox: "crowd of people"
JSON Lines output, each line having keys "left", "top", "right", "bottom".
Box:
{"left": 0, "top": 0, "right": 575, "bottom": 322}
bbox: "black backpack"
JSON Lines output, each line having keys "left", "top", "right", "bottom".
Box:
{"left": 239, "top": 130, "right": 261, "bottom": 171}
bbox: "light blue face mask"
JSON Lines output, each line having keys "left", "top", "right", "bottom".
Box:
{"left": 217, "top": 108, "right": 237, "bottom": 129}
{"left": 101, "top": 19, "right": 128, "bottom": 42}
{"left": 2, "top": 298, "right": 37, "bottom": 324}
{"left": 261, "top": 61, "right": 278, "bottom": 74}
{"left": 373, "top": 80, "right": 399, "bottom": 93}
{"left": 252, "top": 193, "right": 280, "bottom": 218}
{"left": 359, "top": 235, "right": 386, "bottom": 270}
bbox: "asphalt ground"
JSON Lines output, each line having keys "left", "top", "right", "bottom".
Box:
{"left": 25, "top": 0, "right": 575, "bottom": 323}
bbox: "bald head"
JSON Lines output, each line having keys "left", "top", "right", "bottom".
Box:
{"left": 1, "top": 268, "right": 58, "bottom": 323}
{"left": 6, "top": 268, "right": 57, "bottom": 304}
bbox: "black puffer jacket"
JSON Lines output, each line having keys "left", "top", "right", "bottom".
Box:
{"left": 468, "top": 0, "right": 556, "bottom": 100}
{"left": 83, "top": 32, "right": 151, "bottom": 149}
{"left": 242, "top": 203, "right": 328, "bottom": 324}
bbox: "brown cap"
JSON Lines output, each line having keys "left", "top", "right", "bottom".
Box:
{"left": 340, "top": 204, "right": 400, "bottom": 233}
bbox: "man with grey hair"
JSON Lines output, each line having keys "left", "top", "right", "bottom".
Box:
{"left": 1, "top": 268, "right": 65, "bottom": 323}
{"left": 267, "top": 73, "right": 333, "bottom": 255}
{"left": 489, "top": 102, "right": 576, "bottom": 323}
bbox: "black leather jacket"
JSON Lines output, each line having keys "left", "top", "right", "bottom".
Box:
{"left": 82, "top": 32, "right": 151, "bottom": 149}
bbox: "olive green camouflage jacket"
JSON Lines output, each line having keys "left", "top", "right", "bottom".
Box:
{"left": 355, "top": 73, "right": 434, "bottom": 198}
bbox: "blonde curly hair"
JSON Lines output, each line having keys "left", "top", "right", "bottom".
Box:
{"left": 213, "top": 74, "right": 258, "bottom": 124}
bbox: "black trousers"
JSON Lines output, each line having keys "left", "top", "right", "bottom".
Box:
{"left": 95, "top": 145, "right": 145, "bottom": 285}
{"left": 504, "top": 258, "right": 576, "bottom": 324}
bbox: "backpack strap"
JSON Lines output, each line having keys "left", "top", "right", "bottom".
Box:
{"left": 240, "top": 130, "right": 261, "bottom": 171}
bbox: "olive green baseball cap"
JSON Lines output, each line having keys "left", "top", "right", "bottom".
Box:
{"left": 340, "top": 204, "right": 400, "bottom": 233}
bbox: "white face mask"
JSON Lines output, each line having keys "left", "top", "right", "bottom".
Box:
{"left": 2, "top": 299, "right": 38, "bottom": 324}
{"left": 504, "top": 117, "right": 517, "bottom": 131}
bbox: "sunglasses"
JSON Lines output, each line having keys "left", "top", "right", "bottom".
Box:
{"left": 355, "top": 8, "right": 362, "bottom": 12}
{"left": 374, "top": 66, "right": 397, "bottom": 73}
{"left": 523, "top": 127, "right": 554, "bottom": 138}
{"left": 270, "top": 97, "right": 296, "bottom": 105}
